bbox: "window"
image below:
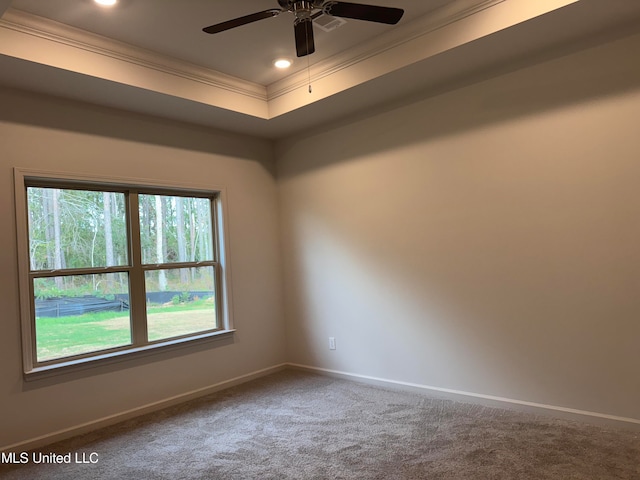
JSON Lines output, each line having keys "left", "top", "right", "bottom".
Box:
{"left": 14, "top": 169, "right": 233, "bottom": 377}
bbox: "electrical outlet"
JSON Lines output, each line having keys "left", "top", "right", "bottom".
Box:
{"left": 329, "top": 337, "right": 336, "bottom": 350}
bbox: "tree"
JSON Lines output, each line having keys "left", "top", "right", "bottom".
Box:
{"left": 155, "top": 195, "right": 167, "bottom": 290}
{"left": 104, "top": 191, "right": 115, "bottom": 267}
{"left": 51, "top": 189, "right": 65, "bottom": 288}
{"left": 176, "top": 196, "right": 189, "bottom": 284}
{"left": 27, "top": 187, "right": 216, "bottom": 296}
{"left": 43, "top": 188, "right": 54, "bottom": 269}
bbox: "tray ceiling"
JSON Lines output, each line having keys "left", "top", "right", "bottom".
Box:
{"left": 1, "top": 0, "right": 640, "bottom": 138}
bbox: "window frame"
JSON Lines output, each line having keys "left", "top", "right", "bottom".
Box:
{"left": 14, "top": 168, "right": 235, "bottom": 379}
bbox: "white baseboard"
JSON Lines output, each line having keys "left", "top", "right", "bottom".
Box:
{"left": 4, "top": 361, "right": 639, "bottom": 452}
{"left": 1, "top": 363, "right": 288, "bottom": 453}
{"left": 288, "top": 363, "right": 640, "bottom": 431}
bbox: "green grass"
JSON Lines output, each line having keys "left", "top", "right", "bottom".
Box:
{"left": 36, "top": 299, "right": 216, "bottom": 362}
{"left": 147, "top": 300, "right": 213, "bottom": 314}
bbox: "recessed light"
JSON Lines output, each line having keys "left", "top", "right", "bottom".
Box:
{"left": 274, "top": 58, "right": 293, "bottom": 69}
{"left": 95, "top": 0, "right": 117, "bottom": 6}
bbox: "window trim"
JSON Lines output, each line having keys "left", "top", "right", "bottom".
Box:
{"left": 14, "top": 168, "right": 235, "bottom": 379}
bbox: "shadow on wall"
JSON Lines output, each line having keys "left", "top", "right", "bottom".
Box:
{"left": 276, "top": 26, "right": 640, "bottom": 178}
{"left": 278, "top": 28, "right": 640, "bottom": 418}
{"left": 282, "top": 148, "right": 640, "bottom": 416}
{"left": 0, "top": 85, "right": 275, "bottom": 176}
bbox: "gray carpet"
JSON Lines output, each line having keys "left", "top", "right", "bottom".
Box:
{"left": 1, "top": 369, "right": 639, "bottom": 479}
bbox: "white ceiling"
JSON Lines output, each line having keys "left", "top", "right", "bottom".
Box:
{"left": 9, "top": 0, "right": 450, "bottom": 85}
{"left": 1, "top": 0, "right": 640, "bottom": 139}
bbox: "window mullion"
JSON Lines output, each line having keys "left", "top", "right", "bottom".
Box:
{"left": 142, "top": 261, "right": 217, "bottom": 272}
{"left": 211, "top": 196, "right": 219, "bottom": 263}
{"left": 127, "top": 191, "right": 148, "bottom": 346}
{"left": 16, "top": 168, "right": 233, "bottom": 376}
{"left": 29, "top": 266, "right": 132, "bottom": 278}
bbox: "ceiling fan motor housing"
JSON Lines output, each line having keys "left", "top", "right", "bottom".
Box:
{"left": 205, "top": 1, "right": 404, "bottom": 58}
{"left": 278, "top": 0, "right": 325, "bottom": 13}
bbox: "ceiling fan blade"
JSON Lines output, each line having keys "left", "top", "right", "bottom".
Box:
{"left": 294, "top": 17, "right": 315, "bottom": 57}
{"left": 323, "top": 1, "right": 404, "bottom": 25}
{"left": 203, "top": 9, "right": 281, "bottom": 34}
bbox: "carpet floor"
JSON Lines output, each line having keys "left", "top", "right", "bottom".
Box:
{"left": 1, "top": 369, "right": 638, "bottom": 479}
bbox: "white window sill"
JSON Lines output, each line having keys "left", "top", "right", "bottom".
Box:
{"left": 24, "top": 329, "right": 236, "bottom": 382}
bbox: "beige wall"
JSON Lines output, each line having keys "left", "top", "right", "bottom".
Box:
{"left": 277, "top": 32, "right": 640, "bottom": 421}
{"left": 3, "top": 28, "right": 640, "bottom": 450}
{"left": 0, "top": 89, "right": 285, "bottom": 448}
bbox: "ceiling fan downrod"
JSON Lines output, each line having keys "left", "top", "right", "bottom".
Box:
{"left": 278, "top": 0, "right": 323, "bottom": 12}
{"left": 292, "top": 1, "right": 314, "bottom": 18}
{"left": 292, "top": 1, "right": 316, "bottom": 57}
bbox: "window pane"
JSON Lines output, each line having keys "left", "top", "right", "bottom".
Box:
{"left": 34, "top": 273, "right": 131, "bottom": 362}
{"left": 145, "top": 267, "right": 217, "bottom": 342}
{"left": 27, "top": 187, "right": 128, "bottom": 271}
{"left": 139, "top": 194, "right": 213, "bottom": 265}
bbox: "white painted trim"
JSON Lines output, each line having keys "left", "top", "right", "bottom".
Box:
{"left": 215, "top": 187, "right": 234, "bottom": 332}
{"left": 14, "top": 167, "right": 230, "bottom": 192}
{"left": 0, "top": 10, "right": 270, "bottom": 119}
{"left": 2, "top": 1, "right": 503, "bottom": 104}
{"left": 0, "top": 8, "right": 266, "bottom": 101}
{"left": 0, "top": 364, "right": 288, "bottom": 453}
{"left": 266, "top": 0, "right": 581, "bottom": 118}
{"left": 267, "top": 0, "right": 507, "bottom": 99}
{"left": 13, "top": 167, "right": 237, "bottom": 377}
{"left": 4, "top": 362, "right": 639, "bottom": 452}
{"left": 288, "top": 363, "right": 640, "bottom": 430}
{"left": 0, "top": 0, "right": 582, "bottom": 121}
{"left": 13, "top": 169, "right": 34, "bottom": 374}
{"left": 24, "top": 330, "right": 236, "bottom": 381}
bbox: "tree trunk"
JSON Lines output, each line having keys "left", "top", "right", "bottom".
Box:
{"left": 155, "top": 195, "right": 167, "bottom": 290}
{"left": 104, "top": 192, "right": 114, "bottom": 267}
{"left": 197, "top": 200, "right": 207, "bottom": 261}
{"left": 43, "top": 189, "right": 54, "bottom": 270}
{"left": 176, "top": 197, "right": 189, "bottom": 284}
{"left": 162, "top": 197, "right": 169, "bottom": 263}
{"left": 189, "top": 201, "right": 197, "bottom": 263}
{"left": 52, "top": 189, "right": 65, "bottom": 288}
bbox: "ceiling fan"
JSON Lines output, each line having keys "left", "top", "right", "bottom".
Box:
{"left": 202, "top": 1, "right": 405, "bottom": 57}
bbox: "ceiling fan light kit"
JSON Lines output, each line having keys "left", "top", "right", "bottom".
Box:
{"left": 203, "top": 1, "right": 404, "bottom": 58}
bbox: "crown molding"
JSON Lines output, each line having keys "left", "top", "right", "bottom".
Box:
{"left": 265, "top": 0, "right": 580, "bottom": 119}
{"left": 1, "top": 1, "right": 505, "bottom": 106}
{"left": 0, "top": 0, "right": 584, "bottom": 124}
{"left": 267, "top": 0, "right": 506, "bottom": 99}
{"left": 0, "top": 8, "right": 267, "bottom": 101}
